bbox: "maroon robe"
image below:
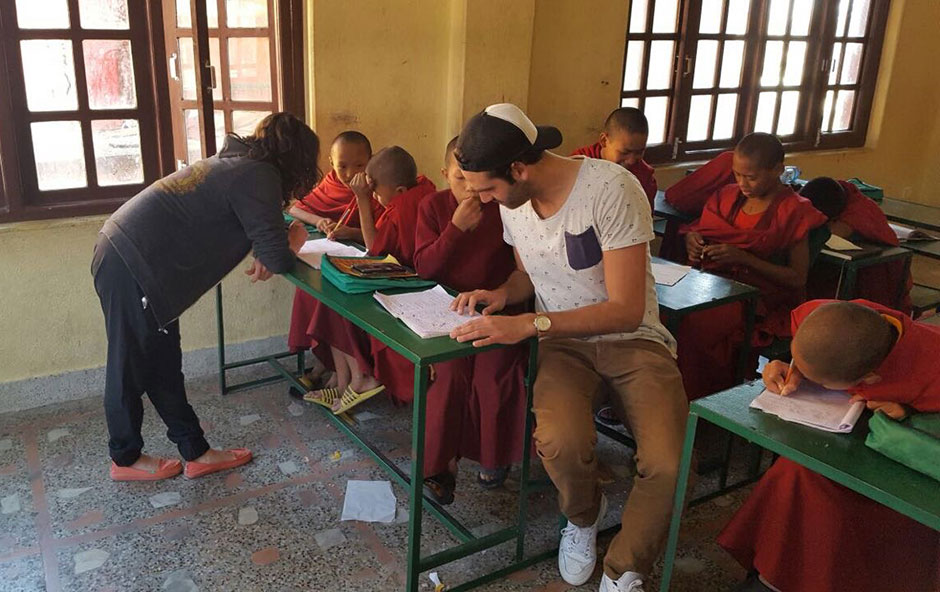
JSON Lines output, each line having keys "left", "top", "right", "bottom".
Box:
{"left": 571, "top": 142, "right": 657, "bottom": 210}
{"left": 676, "top": 185, "right": 827, "bottom": 399}
{"left": 413, "top": 189, "right": 528, "bottom": 475}
{"left": 664, "top": 150, "right": 735, "bottom": 216}
{"left": 718, "top": 299, "right": 940, "bottom": 592}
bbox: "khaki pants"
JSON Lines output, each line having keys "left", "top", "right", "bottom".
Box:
{"left": 532, "top": 337, "right": 689, "bottom": 578}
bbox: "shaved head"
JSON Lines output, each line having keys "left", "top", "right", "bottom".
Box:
{"left": 793, "top": 302, "right": 896, "bottom": 385}
{"left": 735, "top": 132, "right": 784, "bottom": 170}
{"left": 604, "top": 107, "right": 649, "bottom": 136}
{"left": 332, "top": 130, "right": 372, "bottom": 154}
{"left": 366, "top": 146, "right": 418, "bottom": 189}
{"left": 444, "top": 135, "right": 459, "bottom": 166}
{"left": 800, "top": 177, "right": 847, "bottom": 220}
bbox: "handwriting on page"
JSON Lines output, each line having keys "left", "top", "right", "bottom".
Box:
{"left": 374, "top": 286, "right": 469, "bottom": 339}
{"left": 750, "top": 383, "right": 865, "bottom": 433}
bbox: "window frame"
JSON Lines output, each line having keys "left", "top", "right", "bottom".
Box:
{"left": 620, "top": 0, "right": 891, "bottom": 165}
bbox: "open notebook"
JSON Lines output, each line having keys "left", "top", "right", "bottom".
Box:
{"left": 373, "top": 285, "right": 469, "bottom": 339}
{"left": 750, "top": 383, "right": 866, "bottom": 433}
{"left": 297, "top": 238, "right": 365, "bottom": 269}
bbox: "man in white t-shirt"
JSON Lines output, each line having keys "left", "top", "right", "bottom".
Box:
{"left": 449, "top": 104, "right": 688, "bottom": 592}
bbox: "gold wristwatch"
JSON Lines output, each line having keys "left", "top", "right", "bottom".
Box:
{"left": 533, "top": 313, "right": 552, "bottom": 336}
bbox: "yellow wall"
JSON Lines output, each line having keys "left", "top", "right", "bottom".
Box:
{"left": 1, "top": 0, "right": 938, "bottom": 386}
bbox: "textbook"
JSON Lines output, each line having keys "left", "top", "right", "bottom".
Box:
{"left": 750, "top": 383, "right": 865, "bottom": 433}
{"left": 889, "top": 223, "right": 940, "bottom": 242}
{"left": 373, "top": 285, "right": 469, "bottom": 339}
{"left": 297, "top": 238, "right": 364, "bottom": 269}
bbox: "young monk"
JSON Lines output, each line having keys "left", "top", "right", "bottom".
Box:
{"left": 800, "top": 177, "right": 912, "bottom": 313}
{"left": 718, "top": 299, "right": 940, "bottom": 592}
{"left": 344, "top": 146, "right": 438, "bottom": 410}
{"left": 677, "top": 133, "right": 827, "bottom": 399}
{"left": 287, "top": 131, "right": 379, "bottom": 391}
{"left": 572, "top": 107, "right": 657, "bottom": 209}
{"left": 412, "top": 137, "right": 527, "bottom": 502}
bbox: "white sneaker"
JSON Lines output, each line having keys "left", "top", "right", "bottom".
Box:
{"left": 558, "top": 494, "right": 608, "bottom": 585}
{"left": 599, "top": 571, "right": 645, "bottom": 592}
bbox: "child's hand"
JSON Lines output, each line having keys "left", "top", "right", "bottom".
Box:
{"left": 348, "top": 172, "right": 374, "bottom": 200}
{"left": 851, "top": 396, "right": 909, "bottom": 420}
{"left": 329, "top": 226, "right": 359, "bottom": 241}
{"left": 288, "top": 220, "right": 308, "bottom": 253}
{"left": 685, "top": 232, "right": 705, "bottom": 263}
{"left": 452, "top": 196, "right": 483, "bottom": 232}
{"left": 316, "top": 218, "right": 333, "bottom": 234}
{"left": 703, "top": 243, "right": 748, "bottom": 267}
{"left": 763, "top": 360, "right": 802, "bottom": 395}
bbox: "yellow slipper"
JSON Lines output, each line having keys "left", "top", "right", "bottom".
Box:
{"left": 332, "top": 384, "right": 386, "bottom": 415}
{"left": 304, "top": 387, "right": 340, "bottom": 409}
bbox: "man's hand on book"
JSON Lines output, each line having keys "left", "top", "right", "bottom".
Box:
{"left": 451, "top": 314, "right": 534, "bottom": 347}
{"left": 450, "top": 288, "right": 507, "bottom": 316}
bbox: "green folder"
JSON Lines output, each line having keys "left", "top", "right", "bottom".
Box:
{"left": 866, "top": 412, "right": 940, "bottom": 482}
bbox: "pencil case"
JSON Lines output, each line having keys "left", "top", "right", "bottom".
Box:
{"left": 865, "top": 411, "right": 940, "bottom": 482}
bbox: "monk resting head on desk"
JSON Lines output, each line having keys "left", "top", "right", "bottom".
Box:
{"left": 762, "top": 299, "right": 918, "bottom": 419}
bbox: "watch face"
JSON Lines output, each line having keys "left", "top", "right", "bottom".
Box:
{"left": 535, "top": 315, "right": 551, "bottom": 331}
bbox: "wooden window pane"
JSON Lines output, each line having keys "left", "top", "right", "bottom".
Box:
{"left": 180, "top": 37, "right": 221, "bottom": 101}
{"left": 228, "top": 37, "right": 272, "bottom": 101}
{"left": 790, "top": 0, "right": 814, "bottom": 36}
{"left": 693, "top": 40, "right": 719, "bottom": 89}
{"left": 184, "top": 109, "right": 201, "bottom": 163}
{"left": 646, "top": 41, "right": 675, "bottom": 90}
{"left": 761, "top": 40, "right": 784, "bottom": 87}
{"left": 629, "top": 0, "right": 648, "bottom": 33}
{"left": 621, "top": 97, "right": 641, "bottom": 108}
{"left": 91, "top": 119, "right": 143, "bottom": 186}
{"left": 719, "top": 40, "right": 745, "bottom": 87}
{"left": 226, "top": 0, "right": 269, "bottom": 28}
{"left": 848, "top": 0, "right": 871, "bottom": 37}
{"left": 645, "top": 96, "right": 670, "bottom": 144}
{"left": 232, "top": 110, "right": 270, "bottom": 135}
{"left": 835, "top": 0, "right": 850, "bottom": 37}
{"left": 700, "top": 0, "right": 723, "bottom": 34}
{"left": 31, "top": 121, "right": 87, "bottom": 190}
{"left": 754, "top": 91, "right": 777, "bottom": 132}
{"left": 713, "top": 93, "right": 738, "bottom": 139}
{"left": 767, "top": 0, "right": 790, "bottom": 35}
{"left": 652, "top": 0, "right": 680, "bottom": 33}
{"left": 214, "top": 109, "right": 225, "bottom": 148}
{"left": 84, "top": 40, "right": 137, "bottom": 110}
{"left": 176, "top": 0, "right": 219, "bottom": 29}
{"left": 776, "top": 90, "right": 799, "bottom": 135}
{"left": 829, "top": 43, "right": 842, "bottom": 84}
{"left": 840, "top": 42, "right": 863, "bottom": 84}
{"left": 832, "top": 89, "right": 855, "bottom": 130}
{"left": 21, "top": 40, "right": 78, "bottom": 112}
{"left": 623, "top": 41, "right": 645, "bottom": 91}
{"left": 15, "top": 0, "right": 70, "bottom": 29}
{"left": 687, "top": 95, "right": 712, "bottom": 141}
{"left": 210, "top": 38, "right": 222, "bottom": 100}
{"left": 783, "top": 41, "right": 807, "bottom": 86}
{"left": 822, "top": 89, "right": 835, "bottom": 132}
{"left": 78, "top": 0, "right": 129, "bottom": 30}
{"left": 725, "top": 0, "right": 750, "bottom": 34}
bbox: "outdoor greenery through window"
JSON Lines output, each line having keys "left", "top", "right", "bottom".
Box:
{"left": 621, "top": 0, "right": 890, "bottom": 163}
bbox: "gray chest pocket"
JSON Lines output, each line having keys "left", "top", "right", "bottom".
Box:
{"left": 564, "top": 227, "right": 603, "bottom": 270}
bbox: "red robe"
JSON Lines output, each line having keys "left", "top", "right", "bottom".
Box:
{"left": 676, "top": 186, "right": 827, "bottom": 399}
{"left": 571, "top": 142, "right": 657, "bottom": 210}
{"left": 807, "top": 181, "right": 913, "bottom": 313}
{"left": 718, "top": 299, "right": 940, "bottom": 592}
{"left": 365, "top": 176, "right": 438, "bottom": 403}
{"left": 292, "top": 170, "right": 383, "bottom": 227}
{"left": 664, "top": 150, "right": 735, "bottom": 216}
{"left": 413, "top": 189, "right": 528, "bottom": 474}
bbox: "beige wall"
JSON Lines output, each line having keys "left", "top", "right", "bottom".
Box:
{"left": 1, "top": 0, "right": 938, "bottom": 385}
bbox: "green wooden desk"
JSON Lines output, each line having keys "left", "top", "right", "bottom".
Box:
{"left": 816, "top": 245, "right": 913, "bottom": 304}
{"left": 881, "top": 198, "right": 940, "bottom": 233}
{"left": 901, "top": 239, "right": 940, "bottom": 261}
{"left": 653, "top": 190, "right": 696, "bottom": 225}
{"left": 215, "top": 232, "right": 544, "bottom": 592}
{"left": 659, "top": 381, "right": 940, "bottom": 591}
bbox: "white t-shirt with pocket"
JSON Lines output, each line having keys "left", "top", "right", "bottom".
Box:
{"left": 500, "top": 157, "right": 676, "bottom": 353}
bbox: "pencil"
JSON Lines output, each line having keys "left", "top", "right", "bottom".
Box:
{"left": 328, "top": 201, "right": 356, "bottom": 239}
{"left": 781, "top": 360, "right": 794, "bottom": 394}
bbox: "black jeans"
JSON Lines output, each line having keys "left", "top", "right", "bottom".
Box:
{"left": 92, "top": 235, "right": 210, "bottom": 466}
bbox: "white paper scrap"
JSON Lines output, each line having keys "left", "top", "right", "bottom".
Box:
{"left": 652, "top": 262, "right": 692, "bottom": 286}
{"left": 296, "top": 238, "right": 364, "bottom": 269}
{"left": 340, "top": 480, "right": 397, "bottom": 523}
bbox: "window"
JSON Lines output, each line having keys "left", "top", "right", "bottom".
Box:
{"left": 0, "top": 0, "right": 304, "bottom": 222}
{"left": 621, "top": 0, "right": 890, "bottom": 163}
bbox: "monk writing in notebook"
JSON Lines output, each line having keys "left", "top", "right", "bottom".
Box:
{"left": 677, "top": 133, "right": 827, "bottom": 399}
{"left": 719, "top": 299, "right": 940, "bottom": 592}
{"left": 412, "top": 137, "right": 527, "bottom": 503}
{"left": 572, "top": 107, "right": 657, "bottom": 209}
{"left": 800, "top": 176, "right": 912, "bottom": 313}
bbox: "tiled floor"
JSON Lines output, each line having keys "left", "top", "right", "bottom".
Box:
{"left": 0, "top": 370, "right": 754, "bottom": 592}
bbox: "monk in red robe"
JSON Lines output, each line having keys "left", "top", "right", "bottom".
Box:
{"left": 677, "top": 133, "right": 827, "bottom": 399}
{"left": 800, "top": 177, "right": 912, "bottom": 313}
{"left": 571, "top": 107, "right": 657, "bottom": 210}
{"left": 412, "top": 137, "right": 528, "bottom": 503}
{"left": 718, "top": 299, "right": 940, "bottom": 592}
{"left": 287, "top": 132, "right": 377, "bottom": 391}
{"left": 664, "top": 150, "right": 735, "bottom": 216}
{"left": 337, "top": 145, "right": 438, "bottom": 411}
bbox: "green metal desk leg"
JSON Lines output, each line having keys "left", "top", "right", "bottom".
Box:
{"left": 659, "top": 411, "right": 699, "bottom": 592}
{"left": 515, "top": 339, "right": 539, "bottom": 560}
{"left": 215, "top": 284, "right": 226, "bottom": 395}
{"left": 406, "top": 363, "right": 431, "bottom": 592}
